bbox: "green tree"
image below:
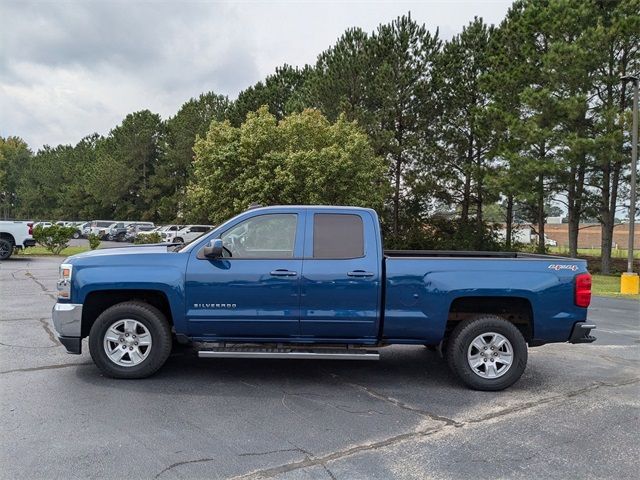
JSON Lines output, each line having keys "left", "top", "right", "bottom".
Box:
{"left": 32, "top": 224, "right": 76, "bottom": 254}
{"left": 302, "top": 15, "right": 441, "bottom": 245}
{"left": 85, "top": 110, "right": 164, "bottom": 220}
{"left": 151, "top": 92, "right": 229, "bottom": 221}
{"left": 588, "top": 0, "right": 640, "bottom": 273}
{"left": 0, "top": 136, "right": 32, "bottom": 219}
{"left": 227, "top": 65, "right": 311, "bottom": 126}
{"left": 302, "top": 28, "right": 376, "bottom": 132}
{"left": 426, "top": 17, "right": 497, "bottom": 249}
{"left": 487, "top": 1, "right": 570, "bottom": 253}
{"left": 369, "top": 15, "right": 441, "bottom": 243}
{"left": 187, "top": 106, "right": 387, "bottom": 224}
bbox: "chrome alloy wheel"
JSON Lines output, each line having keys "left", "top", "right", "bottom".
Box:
{"left": 467, "top": 332, "right": 513, "bottom": 379}
{"left": 103, "top": 319, "right": 152, "bottom": 367}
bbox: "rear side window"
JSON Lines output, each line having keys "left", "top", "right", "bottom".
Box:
{"left": 313, "top": 214, "right": 364, "bottom": 259}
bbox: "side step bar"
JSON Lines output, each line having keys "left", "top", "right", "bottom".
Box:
{"left": 198, "top": 347, "right": 380, "bottom": 361}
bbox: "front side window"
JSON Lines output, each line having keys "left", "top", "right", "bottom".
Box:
{"left": 221, "top": 214, "right": 297, "bottom": 258}
{"left": 313, "top": 214, "right": 364, "bottom": 259}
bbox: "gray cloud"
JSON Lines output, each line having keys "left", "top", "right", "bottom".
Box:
{"left": 0, "top": 0, "right": 511, "bottom": 150}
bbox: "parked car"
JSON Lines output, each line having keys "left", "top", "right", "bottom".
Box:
{"left": 72, "top": 222, "right": 90, "bottom": 239}
{"left": 158, "top": 224, "right": 184, "bottom": 243}
{"left": 89, "top": 220, "right": 117, "bottom": 238}
{"left": 125, "top": 224, "right": 157, "bottom": 242}
{"left": 0, "top": 221, "right": 36, "bottom": 260}
{"left": 51, "top": 205, "right": 595, "bottom": 390}
{"left": 105, "top": 222, "right": 130, "bottom": 241}
{"left": 33, "top": 221, "right": 52, "bottom": 229}
{"left": 173, "top": 225, "right": 213, "bottom": 243}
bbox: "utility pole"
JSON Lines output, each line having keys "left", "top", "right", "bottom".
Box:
{"left": 620, "top": 75, "right": 639, "bottom": 295}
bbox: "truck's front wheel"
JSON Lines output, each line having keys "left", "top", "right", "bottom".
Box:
{"left": 89, "top": 301, "right": 172, "bottom": 379}
{"left": 446, "top": 315, "right": 527, "bottom": 391}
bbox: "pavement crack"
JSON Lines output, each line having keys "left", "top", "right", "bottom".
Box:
{"left": 325, "top": 372, "right": 462, "bottom": 426}
{"left": 39, "top": 317, "right": 60, "bottom": 346}
{"left": 0, "top": 362, "right": 92, "bottom": 375}
{"left": 25, "top": 272, "right": 57, "bottom": 300}
{"left": 597, "top": 354, "right": 637, "bottom": 367}
{"left": 154, "top": 458, "right": 215, "bottom": 479}
{"left": 0, "top": 317, "right": 43, "bottom": 322}
{"left": 0, "top": 341, "right": 57, "bottom": 349}
{"left": 231, "top": 426, "right": 444, "bottom": 479}
{"left": 239, "top": 448, "right": 307, "bottom": 457}
{"left": 466, "top": 377, "right": 640, "bottom": 425}
{"left": 232, "top": 376, "right": 640, "bottom": 480}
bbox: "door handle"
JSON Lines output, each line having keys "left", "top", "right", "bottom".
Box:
{"left": 347, "top": 270, "right": 374, "bottom": 277}
{"left": 270, "top": 269, "right": 298, "bottom": 277}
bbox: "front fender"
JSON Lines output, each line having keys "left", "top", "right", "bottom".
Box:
{"left": 71, "top": 263, "right": 187, "bottom": 332}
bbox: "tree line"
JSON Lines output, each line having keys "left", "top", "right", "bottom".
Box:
{"left": 0, "top": 0, "right": 638, "bottom": 273}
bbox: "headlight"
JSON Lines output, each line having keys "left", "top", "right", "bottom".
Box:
{"left": 57, "top": 263, "right": 73, "bottom": 299}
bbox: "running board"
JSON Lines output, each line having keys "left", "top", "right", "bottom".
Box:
{"left": 197, "top": 347, "right": 379, "bottom": 361}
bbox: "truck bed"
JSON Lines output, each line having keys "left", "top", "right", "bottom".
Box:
{"left": 382, "top": 253, "right": 588, "bottom": 344}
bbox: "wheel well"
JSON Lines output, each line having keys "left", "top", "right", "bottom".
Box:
{"left": 446, "top": 296, "right": 533, "bottom": 342}
{"left": 0, "top": 233, "right": 16, "bottom": 245}
{"left": 81, "top": 290, "right": 173, "bottom": 338}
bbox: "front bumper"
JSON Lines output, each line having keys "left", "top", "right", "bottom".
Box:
{"left": 52, "top": 303, "right": 83, "bottom": 354}
{"left": 568, "top": 322, "right": 596, "bottom": 344}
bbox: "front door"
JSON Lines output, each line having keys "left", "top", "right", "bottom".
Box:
{"left": 185, "top": 212, "right": 304, "bottom": 339}
{"left": 300, "top": 210, "right": 381, "bottom": 341}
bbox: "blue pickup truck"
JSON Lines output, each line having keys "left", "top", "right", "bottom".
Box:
{"left": 51, "top": 205, "right": 595, "bottom": 390}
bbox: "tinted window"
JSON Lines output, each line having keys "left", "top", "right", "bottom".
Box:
{"left": 221, "top": 214, "right": 297, "bottom": 258}
{"left": 313, "top": 214, "right": 364, "bottom": 259}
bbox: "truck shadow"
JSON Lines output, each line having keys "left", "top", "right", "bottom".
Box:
{"left": 74, "top": 344, "right": 544, "bottom": 420}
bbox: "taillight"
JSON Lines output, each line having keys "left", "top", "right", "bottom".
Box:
{"left": 575, "top": 273, "right": 592, "bottom": 308}
{"left": 27, "top": 222, "right": 33, "bottom": 235}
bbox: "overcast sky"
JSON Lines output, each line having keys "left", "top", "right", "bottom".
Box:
{"left": 1, "top": 0, "right": 512, "bottom": 150}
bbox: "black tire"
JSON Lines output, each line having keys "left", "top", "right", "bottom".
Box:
{"left": 174, "top": 237, "right": 184, "bottom": 243}
{"left": 72, "top": 231, "right": 80, "bottom": 239}
{"left": 89, "top": 301, "right": 172, "bottom": 379}
{"left": 0, "top": 238, "right": 13, "bottom": 260}
{"left": 445, "top": 315, "right": 527, "bottom": 391}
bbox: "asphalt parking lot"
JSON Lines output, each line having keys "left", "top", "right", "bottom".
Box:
{"left": 1, "top": 256, "right": 638, "bottom": 479}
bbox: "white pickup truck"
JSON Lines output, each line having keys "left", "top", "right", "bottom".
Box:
{"left": 0, "top": 221, "right": 36, "bottom": 260}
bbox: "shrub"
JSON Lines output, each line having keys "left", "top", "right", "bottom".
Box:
{"left": 88, "top": 233, "right": 101, "bottom": 250}
{"left": 134, "top": 232, "right": 162, "bottom": 244}
{"left": 33, "top": 225, "right": 76, "bottom": 255}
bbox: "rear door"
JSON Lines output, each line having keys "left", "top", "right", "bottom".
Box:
{"left": 299, "top": 210, "right": 381, "bottom": 341}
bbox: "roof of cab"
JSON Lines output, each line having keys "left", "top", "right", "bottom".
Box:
{"left": 247, "top": 205, "right": 376, "bottom": 213}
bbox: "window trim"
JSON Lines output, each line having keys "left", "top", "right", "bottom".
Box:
{"left": 310, "top": 212, "right": 366, "bottom": 260}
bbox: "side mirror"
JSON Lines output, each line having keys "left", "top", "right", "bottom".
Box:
{"left": 202, "top": 238, "right": 223, "bottom": 258}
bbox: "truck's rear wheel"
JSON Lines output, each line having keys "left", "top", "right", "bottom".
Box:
{"left": 446, "top": 315, "right": 527, "bottom": 391}
{"left": 0, "top": 238, "right": 13, "bottom": 260}
{"left": 89, "top": 301, "right": 172, "bottom": 379}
